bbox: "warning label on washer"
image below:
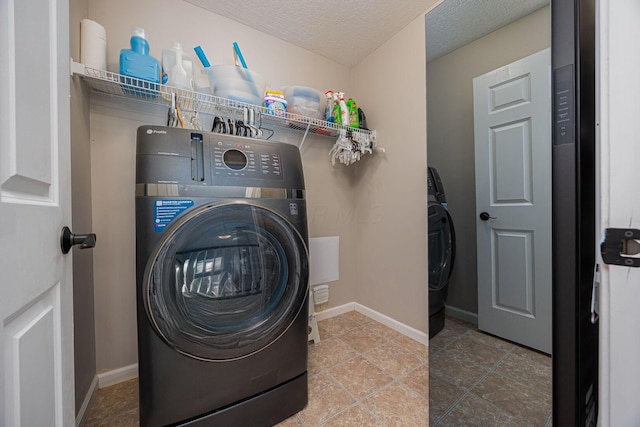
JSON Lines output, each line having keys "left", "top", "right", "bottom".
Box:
{"left": 154, "top": 200, "right": 194, "bottom": 232}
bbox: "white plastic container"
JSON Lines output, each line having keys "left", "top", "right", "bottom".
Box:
{"left": 194, "top": 68, "right": 212, "bottom": 95}
{"left": 205, "top": 65, "right": 267, "bottom": 106}
{"left": 161, "top": 42, "right": 194, "bottom": 90}
{"left": 282, "top": 86, "right": 326, "bottom": 119}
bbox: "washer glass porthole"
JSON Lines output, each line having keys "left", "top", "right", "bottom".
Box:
{"left": 144, "top": 202, "right": 309, "bottom": 361}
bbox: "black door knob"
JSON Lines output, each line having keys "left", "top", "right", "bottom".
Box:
{"left": 479, "top": 212, "right": 497, "bottom": 221}
{"left": 60, "top": 226, "right": 97, "bottom": 254}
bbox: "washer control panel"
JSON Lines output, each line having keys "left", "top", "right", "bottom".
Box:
{"left": 212, "top": 139, "right": 282, "bottom": 180}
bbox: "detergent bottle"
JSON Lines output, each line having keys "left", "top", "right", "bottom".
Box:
{"left": 119, "top": 27, "right": 160, "bottom": 84}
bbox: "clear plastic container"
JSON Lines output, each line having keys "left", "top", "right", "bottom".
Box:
{"left": 205, "top": 65, "right": 267, "bottom": 106}
{"left": 161, "top": 42, "right": 194, "bottom": 91}
{"left": 282, "top": 86, "right": 326, "bottom": 119}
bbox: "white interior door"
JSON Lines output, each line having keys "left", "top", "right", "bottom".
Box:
{"left": 597, "top": 1, "right": 640, "bottom": 425}
{"left": 473, "top": 48, "right": 552, "bottom": 354}
{"left": 0, "top": 0, "right": 75, "bottom": 425}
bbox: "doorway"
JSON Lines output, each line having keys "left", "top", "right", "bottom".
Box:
{"left": 426, "top": 2, "right": 552, "bottom": 425}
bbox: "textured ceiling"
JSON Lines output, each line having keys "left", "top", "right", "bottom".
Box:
{"left": 426, "top": 0, "right": 549, "bottom": 62}
{"left": 185, "top": 0, "right": 549, "bottom": 68}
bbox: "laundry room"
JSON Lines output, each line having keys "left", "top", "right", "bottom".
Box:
{"left": 426, "top": 2, "right": 554, "bottom": 425}
{"left": 69, "top": 0, "right": 430, "bottom": 425}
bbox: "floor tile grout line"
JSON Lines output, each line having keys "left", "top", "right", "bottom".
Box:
{"left": 431, "top": 345, "right": 517, "bottom": 426}
{"left": 544, "top": 411, "right": 553, "bottom": 427}
{"left": 490, "top": 364, "right": 553, "bottom": 398}
{"left": 321, "top": 364, "right": 401, "bottom": 427}
{"left": 429, "top": 328, "right": 473, "bottom": 356}
{"left": 313, "top": 314, "right": 399, "bottom": 427}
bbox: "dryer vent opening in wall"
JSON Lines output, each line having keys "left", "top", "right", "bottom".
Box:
{"left": 313, "top": 285, "right": 329, "bottom": 305}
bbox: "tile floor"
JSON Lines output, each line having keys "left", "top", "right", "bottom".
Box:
{"left": 429, "top": 316, "right": 552, "bottom": 426}
{"left": 83, "top": 312, "right": 551, "bottom": 426}
{"left": 83, "top": 311, "right": 429, "bottom": 426}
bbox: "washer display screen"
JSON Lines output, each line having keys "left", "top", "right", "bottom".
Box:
{"left": 223, "top": 149, "right": 247, "bottom": 170}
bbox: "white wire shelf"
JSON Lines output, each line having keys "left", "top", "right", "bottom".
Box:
{"left": 71, "top": 61, "right": 377, "bottom": 144}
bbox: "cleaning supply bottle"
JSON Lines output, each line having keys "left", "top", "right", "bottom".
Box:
{"left": 264, "top": 90, "right": 287, "bottom": 116}
{"left": 337, "top": 92, "right": 349, "bottom": 126}
{"left": 324, "top": 90, "right": 334, "bottom": 122}
{"left": 119, "top": 27, "right": 160, "bottom": 84}
{"left": 347, "top": 98, "right": 359, "bottom": 128}
{"left": 332, "top": 92, "right": 342, "bottom": 124}
{"left": 161, "top": 42, "right": 194, "bottom": 90}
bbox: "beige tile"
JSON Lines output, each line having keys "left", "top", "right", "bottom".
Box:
{"left": 439, "top": 393, "right": 529, "bottom": 427}
{"left": 87, "top": 409, "right": 139, "bottom": 426}
{"left": 339, "top": 326, "right": 387, "bottom": 353}
{"left": 322, "top": 404, "right": 381, "bottom": 427}
{"left": 339, "top": 310, "right": 378, "bottom": 325}
{"left": 85, "top": 379, "right": 138, "bottom": 425}
{"left": 364, "top": 321, "right": 402, "bottom": 341}
{"left": 428, "top": 375, "right": 465, "bottom": 423}
{"left": 318, "top": 313, "right": 360, "bottom": 338}
{"left": 496, "top": 352, "right": 552, "bottom": 395}
{"left": 363, "top": 383, "right": 429, "bottom": 427}
{"left": 393, "top": 335, "right": 428, "bottom": 363}
{"left": 428, "top": 326, "right": 465, "bottom": 353}
{"left": 512, "top": 345, "right": 552, "bottom": 367}
{"left": 329, "top": 356, "right": 393, "bottom": 399}
{"left": 472, "top": 372, "right": 551, "bottom": 426}
{"left": 400, "top": 363, "right": 429, "bottom": 399}
{"left": 274, "top": 414, "right": 303, "bottom": 426}
{"left": 430, "top": 349, "right": 488, "bottom": 390}
{"left": 308, "top": 337, "right": 358, "bottom": 371}
{"left": 445, "top": 335, "right": 508, "bottom": 369}
{"left": 363, "top": 341, "right": 422, "bottom": 378}
{"left": 467, "top": 329, "right": 518, "bottom": 352}
{"left": 444, "top": 316, "right": 475, "bottom": 334}
{"left": 298, "top": 372, "right": 354, "bottom": 426}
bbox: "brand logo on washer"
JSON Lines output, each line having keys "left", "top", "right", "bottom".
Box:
{"left": 289, "top": 203, "right": 298, "bottom": 215}
{"left": 146, "top": 129, "right": 167, "bottom": 135}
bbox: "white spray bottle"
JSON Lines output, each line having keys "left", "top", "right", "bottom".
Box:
{"left": 337, "top": 92, "right": 349, "bottom": 126}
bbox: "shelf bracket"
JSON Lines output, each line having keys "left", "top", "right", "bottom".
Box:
{"left": 299, "top": 121, "right": 311, "bottom": 150}
{"left": 70, "top": 59, "right": 85, "bottom": 76}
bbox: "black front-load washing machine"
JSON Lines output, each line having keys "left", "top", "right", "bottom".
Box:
{"left": 135, "top": 126, "right": 309, "bottom": 426}
{"left": 428, "top": 167, "right": 456, "bottom": 338}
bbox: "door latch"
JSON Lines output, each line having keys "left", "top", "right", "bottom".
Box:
{"left": 600, "top": 228, "right": 640, "bottom": 267}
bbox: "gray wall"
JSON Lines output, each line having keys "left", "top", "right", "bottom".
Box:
{"left": 70, "top": 0, "right": 96, "bottom": 414}
{"left": 426, "top": 5, "right": 550, "bottom": 315}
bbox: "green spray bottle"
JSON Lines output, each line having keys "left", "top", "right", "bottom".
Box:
{"left": 347, "top": 98, "right": 359, "bottom": 128}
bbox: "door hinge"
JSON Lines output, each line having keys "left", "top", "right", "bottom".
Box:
{"left": 600, "top": 228, "right": 640, "bottom": 267}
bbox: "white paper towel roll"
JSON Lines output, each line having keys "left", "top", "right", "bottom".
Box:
{"left": 80, "top": 19, "right": 107, "bottom": 70}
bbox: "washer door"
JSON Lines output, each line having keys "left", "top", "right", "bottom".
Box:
{"left": 144, "top": 201, "right": 309, "bottom": 361}
{"left": 428, "top": 204, "right": 455, "bottom": 292}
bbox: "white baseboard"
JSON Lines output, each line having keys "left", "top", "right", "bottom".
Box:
{"left": 95, "top": 303, "right": 428, "bottom": 391}
{"left": 75, "top": 375, "right": 99, "bottom": 426}
{"left": 445, "top": 305, "right": 478, "bottom": 325}
{"left": 315, "top": 302, "right": 355, "bottom": 321}
{"left": 315, "top": 302, "right": 428, "bottom": 345}
{"left": 97, "top": 363, "right": 138, "bottom": 389}
{"left": 354, "top": 303, "right": 428, "bottom": 345}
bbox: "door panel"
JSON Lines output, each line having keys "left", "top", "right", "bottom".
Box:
{"left": 491, "top": 119, "right": 532, "bottom": 204}
{"left": 474, "top": 48, "right": 552, "bottom": 353}
{"left": 0, "top": 0, "right": 74, "bottom": 425}
{"left": 492, "top": 230, "right": 534, "bottom": 316}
